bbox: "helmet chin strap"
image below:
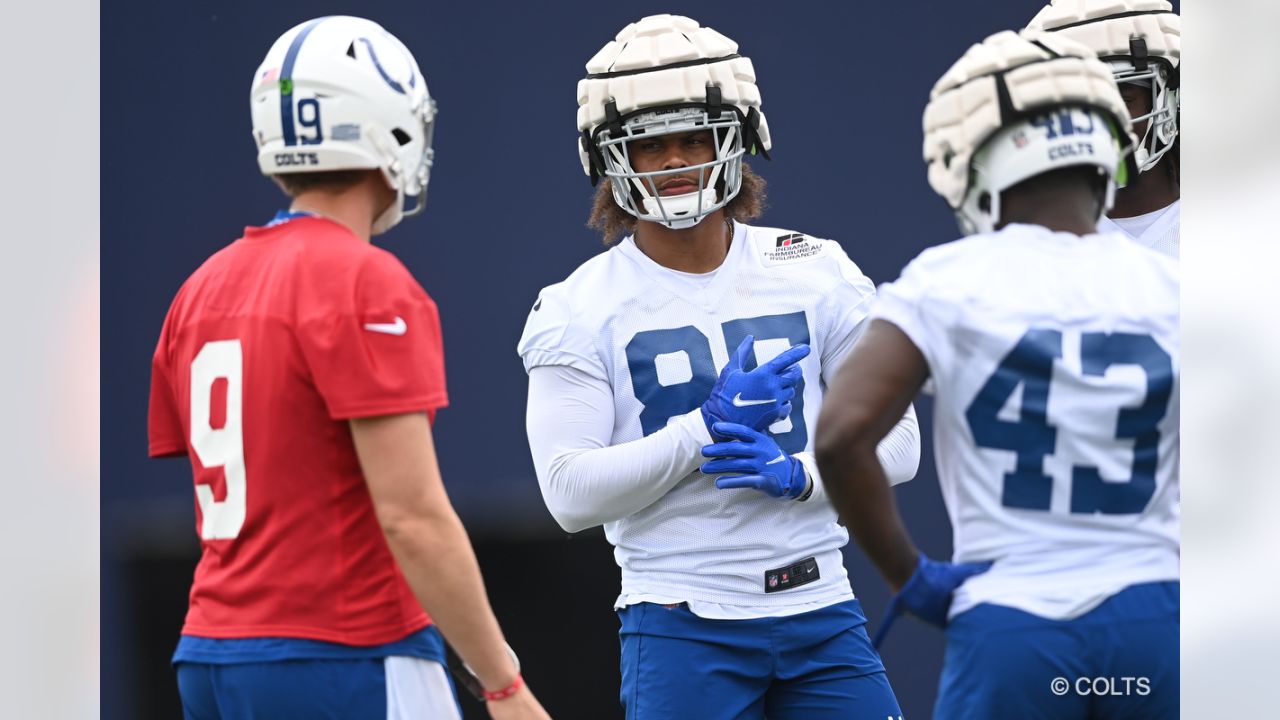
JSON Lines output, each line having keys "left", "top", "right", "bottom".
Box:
{"left": 371, "top": 191, "right": 403, "bottom": 235}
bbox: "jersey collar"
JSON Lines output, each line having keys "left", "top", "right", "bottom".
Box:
{"left": 266, "top": 209, "right": 318, "bottom": 226}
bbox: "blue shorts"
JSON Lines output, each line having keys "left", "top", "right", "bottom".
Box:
{"left": 618, "top": 599, "right": 901, "bottom": 720}
{"left": 176, "top": 655, "right": 461, "bottom": 719}
{"left": 936, "top": 581, "right": 1179, "bottom": 720}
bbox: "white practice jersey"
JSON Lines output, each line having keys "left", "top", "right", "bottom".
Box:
{"left": 873, "top": 223, "right": 1180, "bottom": 621}
{"left": 1099, "top": 200, "right": 1179, "bottom": 259}
{"left": 519, "top": 222, "right": 884, "bottom": 612}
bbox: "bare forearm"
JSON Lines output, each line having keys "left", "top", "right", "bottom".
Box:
{"left": 817, "top": 440, "right": 918, "bottom": 590}
{"left": 382, "top": 509, "right": 516, "bottom": 691}
{"left": 815, "top": 319, "right": 931, "bottom": 590}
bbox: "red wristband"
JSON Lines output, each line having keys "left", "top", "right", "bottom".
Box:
{"left": 483, "top": 673, "right": 524, "bottom": 702}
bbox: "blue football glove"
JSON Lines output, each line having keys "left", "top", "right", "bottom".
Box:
{"left": 700, "top": 422, "right": 809, "bottom": 500}
{"left": 701, "top": 335, "right": 810, "bottom": 437}
{"left": 872, "top": 554, "right": 994, "bottom": 649}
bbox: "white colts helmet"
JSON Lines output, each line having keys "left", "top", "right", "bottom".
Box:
{"left": 923, "top": 29, "right": 1138, "bottom": 235}
{"left": 1027, "top": 0, "right": 1180, "bottom": 175}
{"left": 577, "top": 14, "right": 771, "bottom": 229}
{"left": 250, "top": 16, "right": 437, "bottom": 235}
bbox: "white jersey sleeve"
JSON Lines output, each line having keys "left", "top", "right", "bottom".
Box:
{"left": 870, "top": 251, "right": 953, "bottom": 373}
{"left": 517, "top": 285, "right": 608, "bottom": 381}
{"left": 793, "top": 241, "right": 921, "bottom": 497}
{"left": 525, "top": 364, "right": 711, "bottom": 533}
{"left": 814, "top": 242, "right": 877, "bottom": 377}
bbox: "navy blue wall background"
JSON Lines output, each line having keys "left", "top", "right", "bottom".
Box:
{"left": 104, "top": 2, "right": 1169, "bottom": 717}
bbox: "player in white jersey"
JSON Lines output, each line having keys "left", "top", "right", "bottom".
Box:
{"left": 1029, "top": 0, "right": 1181, "bottom": 258}
{"left": 518, "top": 14, "right": 919, "bottom": 720}
{"left": 815, "top": 29, "right": 1178, "bottom": 719}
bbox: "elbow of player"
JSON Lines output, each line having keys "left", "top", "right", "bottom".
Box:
{"left": 375, "top": 503, "right": 452, "bottom": 548}
{"left": 542, "top": 494, "right": 597, "bottom": 535}
{"left": 539, "top": 458, "right": 603, "bottom": 534}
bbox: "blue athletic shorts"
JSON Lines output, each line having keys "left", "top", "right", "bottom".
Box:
{"left": 618, "top": 599, "right": 902, "bottom": 720}
{"left": 176, "top": 655, "right": 462, "bottom": 719}
{"left": 935, "top": 580, "right": 1179, "bottom": 720}
{"left": 174, "top": 627, "right": 460, "bottom": 720}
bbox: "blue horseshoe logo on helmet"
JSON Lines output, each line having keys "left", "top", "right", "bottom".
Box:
{"left": 357, "top": 37, "right": 417, "bottom": 95}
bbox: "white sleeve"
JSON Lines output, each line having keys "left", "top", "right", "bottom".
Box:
{"left": 517, "top": 287, "right": 609, "bottom": 381}
{"left": 794, "top": 403, "right": 920, "bottom": 504}
{"left": 525, "top": 364, "right": 713, "bottom": 533}
{"left": 817, "top": 243, "right": 877, "bottom": 381}
{"left": 793, "top": 244, "right": 922, "bottom": 502}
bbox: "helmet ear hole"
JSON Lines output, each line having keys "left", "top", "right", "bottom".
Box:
{"left": 391, "top": 128, "right": 412, "bottom": 146}
{"left": 346, "top": 41, "right": 357, "bottom": 59}
{"left": 977, "top": 192, "right": 992, "bottom": 214}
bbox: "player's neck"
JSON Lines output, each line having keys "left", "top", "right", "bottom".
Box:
{"left": 1110, "top": 163, "right": 1179, "bottom": 218}
{"left": 632, "top": 211, "right": 733, "bottom": 274}
{"left": 289, "top": 180, "right": 387, "bottom": 243}
{"left": 1001, "top": 185, "right": 1099, "bottom": 236}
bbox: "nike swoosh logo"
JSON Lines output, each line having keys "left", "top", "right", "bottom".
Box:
{"left": 363, "top": 316, "right": 407, "bottom": 335}
{"left": 766, "top": 453, "right": 787, "bottom": 465}
{"left": 732, "top": 393, "right": 773, "bottom": 407}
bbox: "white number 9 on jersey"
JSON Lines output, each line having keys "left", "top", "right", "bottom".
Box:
{"left": 189, "top": 340, "right": 246, "bottom": 540}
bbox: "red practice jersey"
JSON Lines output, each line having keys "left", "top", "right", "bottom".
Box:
{"left": 149, "top": 215, "right": 447, "bottom": 645}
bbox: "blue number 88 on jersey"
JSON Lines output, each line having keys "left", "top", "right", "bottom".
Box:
{"left": 624, "top": 311, "right": 810, "bottom": 454}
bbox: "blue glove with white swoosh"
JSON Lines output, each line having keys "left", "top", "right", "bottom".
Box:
{"left": 701, "top": 422, "right": 809, "bottom": 500}
{"left": 700, "top": 335, "right": 810, "bottom": 438}
{"left": 872, "top": 554, "right": 995, "bottom": 649}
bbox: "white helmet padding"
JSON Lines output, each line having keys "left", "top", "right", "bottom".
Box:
{"left": 923, "top": 29, "right": 1137, "bottom": 235}
{"left": 1027, "top": 0, "right": 1180, "bottom": 174}
{"left": 576, "top": 15, "right": 770, "bottom": 229}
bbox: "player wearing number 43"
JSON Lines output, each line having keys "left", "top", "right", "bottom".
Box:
{"left": 148, "top": 16, "right": 549, "bottom": 720}
{"left": 814, "top": 29, "right": 1179, "bottom": 720}
{"left": 518, "top": 14, "right": 919, "bottom": 720}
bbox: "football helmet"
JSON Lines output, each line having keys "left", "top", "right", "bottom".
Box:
{"left": 1027, "top": 0, "right": 1180, "bottom": 175}
{"left": 577, "top": 14, "right": 770, "bottom": 229}
{"left": 250, "top": 16, "right": 437, "bottom": 234}
{"left": 923, "top": 29, "right": 1137, "bottom": 235}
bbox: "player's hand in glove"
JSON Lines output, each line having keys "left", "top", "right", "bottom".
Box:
{"left": 701, "top": 335, "right": 810, "bottom": 436}
{"left": 872, "top": 554, "right": 994, "bottom": 649}
{"left": 700, "top": 422, "right": 810, "bottom": 500}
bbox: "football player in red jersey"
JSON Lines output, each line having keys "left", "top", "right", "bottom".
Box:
{"left": 148, "top": 16, "right": 550, "bottom": 720}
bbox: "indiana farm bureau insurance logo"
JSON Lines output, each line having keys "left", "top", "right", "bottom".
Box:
{"left": 764, "top": 233, "right": 823, "bottom": 263}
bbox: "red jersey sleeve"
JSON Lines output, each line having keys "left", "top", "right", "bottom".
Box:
{"left": 296, "top": 251, "right": 448, "bottom": 420}
{"left": 148, "top": 319, "right": 188, "bottom": 457}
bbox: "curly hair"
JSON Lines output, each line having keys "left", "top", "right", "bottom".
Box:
{"left": 587, "top": 163, "right": 768, "bottom": 245}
